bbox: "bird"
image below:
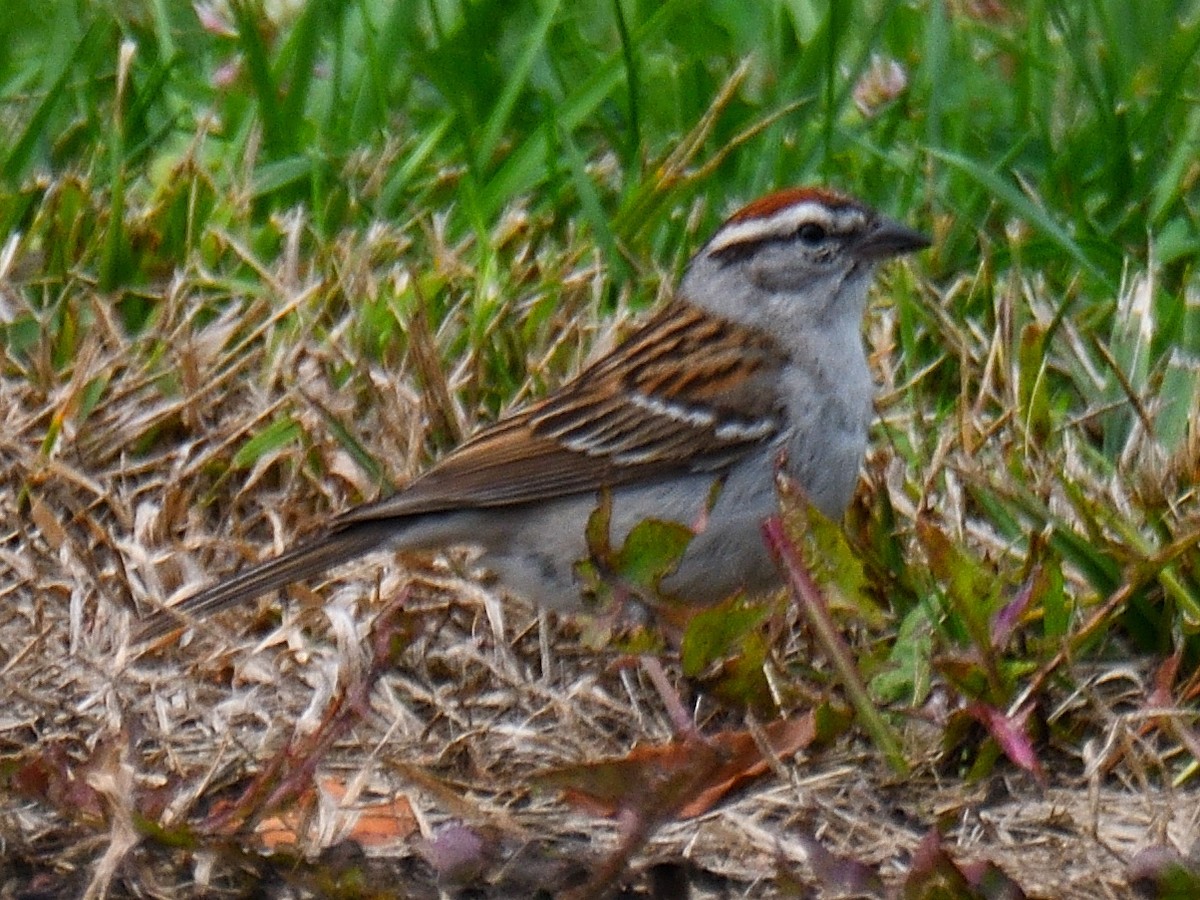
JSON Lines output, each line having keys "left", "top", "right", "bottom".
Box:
{"left": 139, "top": 187, "right": 929, "bottom": 640}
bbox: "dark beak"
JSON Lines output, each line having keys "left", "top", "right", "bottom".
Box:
{"left": 855, "top": 215, "right": 931, "bottom": 260}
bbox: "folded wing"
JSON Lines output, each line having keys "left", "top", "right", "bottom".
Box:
{"left": 336, "top": 300, "right": 786, "bottom": 524}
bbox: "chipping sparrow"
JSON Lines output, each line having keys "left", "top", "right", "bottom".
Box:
{"left": 141, "top": 188, "right": 928, "bottom": 639}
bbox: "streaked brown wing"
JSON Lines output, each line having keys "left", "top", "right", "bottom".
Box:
{"left": 336, "top": 301, "right": 786, "bottom": 526}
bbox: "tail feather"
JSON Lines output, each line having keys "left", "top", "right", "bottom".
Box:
{"left": 137, "top": 522, "right": 393, "bottom": 641}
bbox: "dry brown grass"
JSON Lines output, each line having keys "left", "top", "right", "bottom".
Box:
{"left": 2, "top": 213, "right": 1198, "bottom": 898}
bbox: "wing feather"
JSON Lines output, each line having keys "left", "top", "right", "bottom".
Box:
{"left": 337, "top": 301, "right": 786, "bottom": 526}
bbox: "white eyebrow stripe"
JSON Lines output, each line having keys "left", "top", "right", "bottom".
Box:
{"left": 706, "top": 201, "right": 863, "bottom": 254}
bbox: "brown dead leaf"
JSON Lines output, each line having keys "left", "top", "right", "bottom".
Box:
{"left": 10, "top": 741, "right": 106, "bottom": 823}
{"left": 539, "top": 711, "right": 815, "bottom": 822}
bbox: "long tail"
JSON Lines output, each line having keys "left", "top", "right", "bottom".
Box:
{"left": 137, "top": 521, "right": 394, "bottom": 641}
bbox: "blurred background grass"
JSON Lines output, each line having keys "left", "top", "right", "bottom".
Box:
{"left": 8, "top": 1, "right": 1196, "bottom": 294}
{"left": 3, "top": 0, "right": 1200, "bottom": 778}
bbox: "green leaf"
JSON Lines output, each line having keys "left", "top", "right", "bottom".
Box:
{"left": 802, "top": 498, "right": 884, "bottom": 627}
{"left": 870, "top": 604, "right": 934, "bottom": 705}
{"left": 917, "top": 518, "right": 999, "bottom": 650}
{"left": 583, "top": 489, "right": 616, "bottom": 569}
{"left": 614, "top": 518, "right": 695, "bottom": 591}
{"left": 680, "top": 598, "right": 769, "bottom": 678}
{"left": 680, "top": 595, "right": 777, "bottom": 711}
{"left": 231, "top": 417, "right": 302, "bottom": 470}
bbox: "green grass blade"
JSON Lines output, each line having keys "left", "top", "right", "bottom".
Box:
{"left": 476, "top": 0, "right": 561, "bottom": 168}
{"left": 230, "top": 0, "right": 288, "bottom": 155}
{"left": 929, "top": 147, "right": 1108, "bottom": 283}
{"left": 477, "top": 0, "right": 689, "bottom": 221}
{"left": 2, "top": 20, "right": 103, "bottom": 183}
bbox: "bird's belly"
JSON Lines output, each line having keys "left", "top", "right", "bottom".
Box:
{"left": 480, "top": 452, "right": 785, "bottom": 611}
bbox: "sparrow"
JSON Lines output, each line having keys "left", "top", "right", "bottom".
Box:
{"left": 140, "top": 187, "right": 929, "bottom": 639}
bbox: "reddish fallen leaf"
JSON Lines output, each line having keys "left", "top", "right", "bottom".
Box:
{"left": 990, "top": 572, "right": 1038, "bottom": 650}
{"left": 1149, "top": 650, "right": 1182, "bottom": 708}
{"left": 9, "top": 740, "right": 107, "bottom": 822}
{"left": 905, "top": 830, "right": 1027, "bottom": 899}
{"left": 344, "top": 795, "right": 421, "bottom": 848}
{"left": 1141, "top": 651, "right": 1200, "bottom": 767}
{"left": 959, "top": 858, "right": 1031, "bottom": 899}
{"left": 538, "top": 712, "right": 815, "bottom": 821}
{"left": 904, "top": 831, "right": 968, "bottom": 898}
{"left": 966, "top": 702, "right": 1045, "bottom": 784}
{"left": 253, "top": 776, "right": 418, "bottom": 851}
{"left": 679, "top": 715, "right": 817, "bottom": 818}
{"left": 792, "top": 832, "right": 884, "bottom": 895}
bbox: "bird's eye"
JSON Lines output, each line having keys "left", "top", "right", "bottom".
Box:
{"left": 796, "top": 222, "right": 828, "bottom": 245}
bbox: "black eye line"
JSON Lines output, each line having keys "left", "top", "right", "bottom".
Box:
{"left": 709, "top": 227, "right": 841, "bottom": 267}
